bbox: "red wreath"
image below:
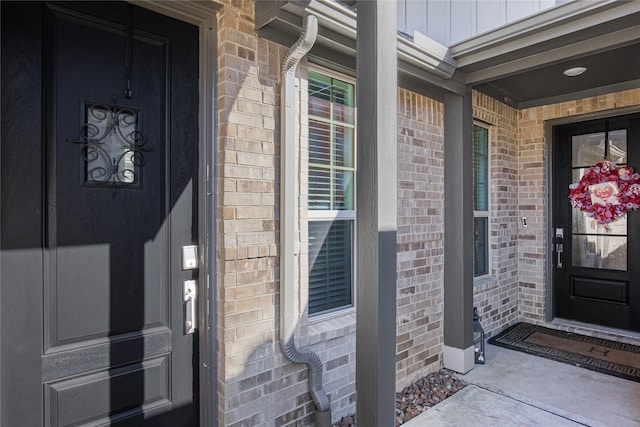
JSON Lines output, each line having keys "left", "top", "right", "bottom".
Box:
{"left": 569, "top": 159, "right": 640, "bottom": 227}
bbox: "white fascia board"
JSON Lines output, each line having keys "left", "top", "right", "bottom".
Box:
{"left": 280, "top": 0, "right": 457, "bottom": 79}
{"left": 451, "top": 0, "right": 640, "bottom": 67}
{"left": 281, "top": 0, "right": 356, "bottom": 39}
{"left": 131, "top": 0, "right": 221, "bottom": 25}
{"left": 399, "top": 32, "right": 456, "bottom": 79}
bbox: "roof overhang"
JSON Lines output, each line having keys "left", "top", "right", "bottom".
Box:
{"left": 451, "top": 0, "right": 640, "bottom": 108}
{"left": 255, "top": 0, "right": 463, "bottom": 101}
{"left": 255, "top": 0, "right": 640, "bottom": 108}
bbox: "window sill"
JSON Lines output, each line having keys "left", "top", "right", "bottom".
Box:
{"left": 308, "top": 308, "right": 356, "bottom": 345}
{"left": 473, "top": 275, "right": 498, "bottom": 294}
{"left": 309, "top": 305, "right": 355, "bottom": 324}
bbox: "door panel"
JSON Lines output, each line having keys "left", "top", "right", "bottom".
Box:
{"left": 553, "top": 113, "right": 640, "bottom": 332}
{"left": 45, "top": 355, "right": 170, "bottom": 427}
{"left": 1, "top": 2, "right": 199, "bottom": 425}
{"left": 47, "top": 4, "right": 169, "bottom": 350}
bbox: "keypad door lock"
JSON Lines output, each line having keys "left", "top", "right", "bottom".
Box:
{"left": 182, "top": 245, "right": 198, "bottom": 270}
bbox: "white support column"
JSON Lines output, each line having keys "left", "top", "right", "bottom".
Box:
{"left": 355, "top": 1, "right": 398, "bottom": 425}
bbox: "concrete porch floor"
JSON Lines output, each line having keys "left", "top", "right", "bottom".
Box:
{"left": 403, "top": 343, "right": 640, "bottom": 427}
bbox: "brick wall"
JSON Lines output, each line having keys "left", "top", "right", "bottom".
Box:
{"left": 517, "top": 88, "right": 640, "bottom": 326}
{"left": 216, "top": 0, "right": 640, "bottom": 422}
{"left": 395, "top": 89, "right": 446, "bottom": 389}
{"left": 217, "top": 1, "right": 317, "bottom": 425}
{"left": 472, "top": 92, "right": 520, "bottom": 337}
{"left": 471, "top": 89, "right": 640, "bottom": 337}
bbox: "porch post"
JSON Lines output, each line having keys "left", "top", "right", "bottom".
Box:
{"left": 443, "top": 88, "right": 475, "bottom": 373}
{"left": 355, "top": 1, "right": 397, "bottom": 426}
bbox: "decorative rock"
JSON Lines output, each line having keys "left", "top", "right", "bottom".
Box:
{"left": 331, "top": 369, "right": 467, "bottom": 427}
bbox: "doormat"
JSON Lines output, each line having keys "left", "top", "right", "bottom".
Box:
{"left": 488, "top": 322, "right": 640, "bottom": 383}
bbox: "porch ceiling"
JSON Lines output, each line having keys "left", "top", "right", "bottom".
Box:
{"left": 469, "top": 43, "right": 640, "bottom": 109}
{"left": 452, "top": 1, "right": 640, "bottom": 109}
{"left": 255, "top": 0, "right": 640, "bottom": 109}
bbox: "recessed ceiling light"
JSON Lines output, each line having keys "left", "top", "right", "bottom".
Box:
{"left": 563, "top": 66, "right": 587, "bottom": 77}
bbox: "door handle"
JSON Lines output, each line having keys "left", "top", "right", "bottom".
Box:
{"left": 556, "top": 243, "right": 564, "bottom": 268}
{"left": 183, "top": 280, "right": 197, "bottom": 334}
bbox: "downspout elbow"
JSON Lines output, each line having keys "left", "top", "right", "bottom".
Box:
{"left": 279, "top": 14, "right": 332, "bottom": 425}
{"left": 282, "top": 15, "right": 318, "bottom": 75}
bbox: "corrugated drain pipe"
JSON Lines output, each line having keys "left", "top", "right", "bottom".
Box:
{"left": 279, "top": 14, "right": 331, "bottom": 426}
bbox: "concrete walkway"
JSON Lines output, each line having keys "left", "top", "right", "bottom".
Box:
{"left": 403, "top": 344, "right": 640, "bottom": 427}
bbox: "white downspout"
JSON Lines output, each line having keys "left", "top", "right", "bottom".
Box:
{"left": 279, "top": 14, "right": 332, "bottom": 426}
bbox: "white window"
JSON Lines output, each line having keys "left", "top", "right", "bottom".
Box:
{"left": 307, "top": 69, "right": 356, "bottom": 315}
{"left": 473, "top": 124, "right": 490, "bottom": 277}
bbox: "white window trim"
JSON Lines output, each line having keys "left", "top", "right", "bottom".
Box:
{"left": 473, "top": 122, "right": 491, "bottom": 280}
{"left": 306, "top": 66, "right": 357, "bottom": 318}
{"left": 308, "top": 210, "right": 356, "bottom": 221}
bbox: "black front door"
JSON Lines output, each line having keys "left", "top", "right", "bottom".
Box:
{"left": 553, "top": 113, "right": 640, "bottom": 332}
{"left": 1, "top": 2, "right": 200, "bottom": 425}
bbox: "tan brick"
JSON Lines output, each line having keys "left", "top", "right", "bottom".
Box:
{"left": 233, "top": 295, "right": 274, "bottom": 315}
{"left": 225, "top": 283, "right": 264, "bottom": 300}
{"left": 235, "top": 206, "right": 273, "bottom": 219}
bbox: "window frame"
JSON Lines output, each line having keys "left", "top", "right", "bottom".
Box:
{"left": 306, "top": 66, "right": 357, "bottom": 318}
{"left": 473, "top": 122, "right": 491, "bottom": 279}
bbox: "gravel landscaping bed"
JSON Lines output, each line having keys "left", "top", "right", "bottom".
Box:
{"left": 332, "top": 369, "right": 467, "bottom": 427}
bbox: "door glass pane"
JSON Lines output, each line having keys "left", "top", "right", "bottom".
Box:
{"left": 572, "top": 209, "right": 627, "bottom": 235}
{"left": 572, "top": 132, "right": 605, "bottom": 167}
{"left": 570, "top": 203, "right": 627, "bottom": 270}
{"left": 608, "top": 129, "right": 627, "bottom": 164}
{"left": 572, "top": 235, "right": 627, "bottom": 271}
{"left": 572, "top": 168, "right": 585, "bottom": 184}
{"left": 83, "top": 104, "right": 141, "bottom": 185}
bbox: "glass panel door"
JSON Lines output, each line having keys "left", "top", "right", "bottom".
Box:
{"left": 553, "top": 114, "right": 640, "bottom": 332}
{"left": 570, "top": 130, "right": 628, "bottom": 271}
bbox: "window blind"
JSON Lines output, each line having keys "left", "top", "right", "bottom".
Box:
{"left": 308, "top": 220, "right": 353, "bottom": 314}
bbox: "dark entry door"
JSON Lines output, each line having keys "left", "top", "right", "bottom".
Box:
{"left": 1, "top": 2, "right": 199, "bottom": 425}
{"left": 553, "top": 113, "right": 640, "bottom": 332}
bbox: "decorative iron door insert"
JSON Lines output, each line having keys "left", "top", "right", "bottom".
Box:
{"left": 69, "top": 102, "right": 148, "bottom": 189}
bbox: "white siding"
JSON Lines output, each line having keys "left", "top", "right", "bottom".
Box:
{"left": 398, "top": 0, "right": 565, "bottom": 46}
{"left": 405, "top": 0, "right": 428, "bottom": 40}
{"left": 450, "top": 1, "right": 474, "bottom": 45}
{"left": 426, "top": 1, "right": 449, "bottom": 45}
{"left": 476, "top": 0, "right": 505, "bottom": 35}
{"left": 506, "top": 0, "right": 535, "bottom": 22}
